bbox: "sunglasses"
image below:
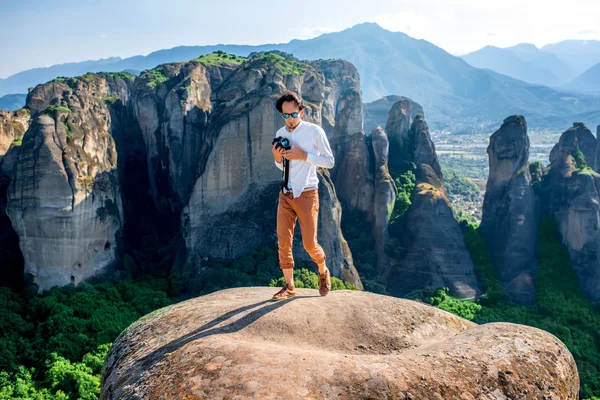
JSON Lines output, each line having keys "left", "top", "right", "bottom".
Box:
{"left": 281, "top": 112, "right": 299, "bottom": 119}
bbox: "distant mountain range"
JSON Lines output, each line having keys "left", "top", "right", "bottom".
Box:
{"left": 461, "top": 40, "right": 600, "bottom": 93}
{"left": 2, "top": 23, "right": 600, "bottom": 132}
{"left": 0, "top": 94, "right": 27, "bottom": 112}
{"left": 565, "top": 63, "right": 600, "bottom": 93}
{"left": 461, "top": 43, "right": 575, "bottom": 87}
{"left": 541, "top": 40, "right": 600, "bottom": 77}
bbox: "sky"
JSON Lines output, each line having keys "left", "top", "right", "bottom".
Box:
{"left": 1, "top": 0, "right": 599, "bottom": 78}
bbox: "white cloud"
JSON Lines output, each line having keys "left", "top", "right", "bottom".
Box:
{"left": 100, "top": 33, "right": 107, "bottom": 38}
{"left": 298, "top": 26, "right": 339, "bottom": 40}
{"left": 375, "top": 0, "right": 600, "bottom": 55}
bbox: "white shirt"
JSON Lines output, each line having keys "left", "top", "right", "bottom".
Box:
{"left": 274, "top": 120, "right": 335, "bottom": 198}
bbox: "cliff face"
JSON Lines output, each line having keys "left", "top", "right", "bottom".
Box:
{"left": 322, "top": 60, "right": 374, "bottom": 216}
{"left": 541, "top": 122, "right": 600, "bottom": 302}
{"left": 384, "top": 110, "right": 481, "bottom": 299}
{"left": 6, "top": 73, "right": 129, "bottom": 291}
{"left": 480, "top": 115, "right": 539, "bottom": 305}
{"left": 100, "top": 287, "right": 579, "bottom": 400}
{"left": 0, "top": 109, "right": 29, "bottom": 158}
{"left": 131, "top": 63, "right": 209, "bottom": 213}
{"left": 0, "top": 109, "right": 30, "bottom": 288}
{"left": 4, "top": 53, "right": 365, "bottom": 291}
{"left": 595, "top": 124, "right": 600, "bottom": 171}
{"left": 410, "top": 115, "right": 443, "bottom": 180}
{"left": 180, "top": 54, "right": 362, "bottom": 288}
{"left": 388, "top": 164, "right": 482, "bottom": 299}
{"left": 364, "top": 94, "right": 424, "bottom": 134}
{"left": 370, "top": 127, "right": 396, "bottom": 279}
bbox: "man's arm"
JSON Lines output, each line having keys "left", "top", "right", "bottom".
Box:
{"left": 273, "top": 138, "right": 284, "bottom": 171}
{"left": 305, "top": 127, "right": 335, "bottom": 169}
{"left": 274, "top": 158, "right": 284, "bottom": 171}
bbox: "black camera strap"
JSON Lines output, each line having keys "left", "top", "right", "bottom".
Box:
{"left": 281, "top": 157, "right": 291, "bottom": 194}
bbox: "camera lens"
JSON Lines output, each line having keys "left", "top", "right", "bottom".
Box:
{"left": 281, "top": 138, "right": 290, "bottom": 147}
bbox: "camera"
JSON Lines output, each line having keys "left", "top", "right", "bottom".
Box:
{"left": 272, "top": 136, "right": 291, "bottom": 151}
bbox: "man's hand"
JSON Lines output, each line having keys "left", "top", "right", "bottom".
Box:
{"left": 282, "top": 142, "right": 307, "bottom": 161}
{"left": 272, "top": 142, "right": 284, "bottom": 162}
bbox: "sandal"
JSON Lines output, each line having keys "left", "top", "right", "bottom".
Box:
{"left": 272, "top": 283, "right": 296, "bottom": 301}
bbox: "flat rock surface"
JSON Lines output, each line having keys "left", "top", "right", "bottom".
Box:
{"left": 101, "top": 287, "right": 579, "bottom": 399}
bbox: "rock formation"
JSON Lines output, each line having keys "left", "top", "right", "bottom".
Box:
{"left": 542, "top": 122, "right": 600, "bottom": 302}
{"left": 385, "top": 111, "right": 481, "bottom": 299}
{"left": 3, "top": 53, "right": 366, "bottom": 291}
{"left": 595, "top": 124, "right": 600, "bottom": 171}
{"left": 388, "top": 164, "right": 482, "bottom": 299}
{"left": 6, "top": 73, "right": 128, "bottom": 291}
{"left": 180, "top": 53, "right": 363, "bottom": 288}
{"left": 0, "top": 109, "right": 30, "bottom": 287}
{"left": 480, "top": 115, "right": 539, "bottom": 305}
{"left": 370, "top": 127, "right": 396, "bottom": 283}
{"left": 130, "top": 61, "right": 216, "bottom": 213}
{"left": 100, "top": 287, "right": 579, "bottom": 399}
{"left": 410, "top": 114, "right": 443, "bottom": 180}
{"left": 319, "top": 60, "right": 374, "bottom": 216}
{"left": 0, "top": 108, "right": 29, "bottom": 159}
{"left": 364, "top": 94, "right": 424, "bottom": 134}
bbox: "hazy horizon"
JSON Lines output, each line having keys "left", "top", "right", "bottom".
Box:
{"left": 1, "top": 0, "right": 599, "bottom": 79}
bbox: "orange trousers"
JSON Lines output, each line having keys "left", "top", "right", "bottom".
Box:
{"left": 277, "top": 189, "right": 327, "bottom": 270}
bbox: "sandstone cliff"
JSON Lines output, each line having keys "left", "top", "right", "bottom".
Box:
{"left": 480, "top": 115, "right": 539, "bottom": 305}
{"left": 320, "top": 60, "right": 374, "bottom": 216}
{"left": 384, "top": 109, "right": 481, "bottom": 299}
{"left": 0, "top": 108, "right": 29, "bottom": 159}
{"left": 388, "top": 164, "right": 482, "bottom": 299}
{"left": 100, "top": 287, "right": 579, "bottom": 399}
{"left": 4, "top": 53, "right": 365, "bottom": 291}
{"left": 5, "top": 73, "right": 129, "bottom": 291}
{"left": 180, "top": 53, "right": 363, "bottom": 288}
{"left": 370, "top": 127, "right": 396, "bottom": 284}
{"left": 541, "top": 122, "right": 600, "bottom": 302}
{"left": 595, "top": 124, "right": 600, "bottom": 171}
{"left": 364, "top": 95, "right": 424, "bottom": 134}
{"left": 0, "top": 109, "right": 30, "bottom": 287}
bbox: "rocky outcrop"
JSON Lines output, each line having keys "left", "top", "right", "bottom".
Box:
{"left": 131, "top": 61, "right": 214, "bottom": 213}
{"left": 371, "top": 127, "right": 396, "bottom": 278}
{"left": 384, "top": 99, "right": 413, "bottom": 166}
{"left": 100, "top": 287, "right": 579, "bottom": 399}
{"left": 480, "top": 115, "right": 538, "bottom": 305}
{"left": 385, "top": 111, "right": 481, "bottom": 299}
{"left": 177, "top": 53, "right": 362, "bottom": 288}
{"left": 312, "top": 59, "right": 361, "bottom": 137}
{"left": 364, "top": 94, "right": 424, "bottom": 134}
{"left": 384, "top": 104, "right": 441, "bottom": 179}
{"left": 388, "top": 164, "right": 482, "bottom": 299}
{"left": 542, "top": 122, "right": 600, "bottom": 302}
{"left": 3, "top": 54, "right": 366, "bottom": 291}
{"left": 595, "top": 124, "right": 600, "bottom": 171}
{"left": 548, "top": 122, "right": 596, "bottom": 176}
{"left": 6, "top": 73, "right": 128, "bottom": 291}
{"left": 319, "top": 60, "right": 374, "bottom": 216}
{"left": 411, "top": 115, "right": 443, "bottom": 180}
{"left": 0, "top": 109, "right": 29, "bottom": 288}
{"left": 0, "top": 109, "right": 29, "bottom": 159}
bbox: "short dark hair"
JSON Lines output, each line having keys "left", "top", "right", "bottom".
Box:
{"left": 276, "top": 90, "right": 305, "bottom": 113}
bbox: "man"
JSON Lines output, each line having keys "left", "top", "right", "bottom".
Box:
{"left": 271, "top": 90, "right": 335, "bottom": 300}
